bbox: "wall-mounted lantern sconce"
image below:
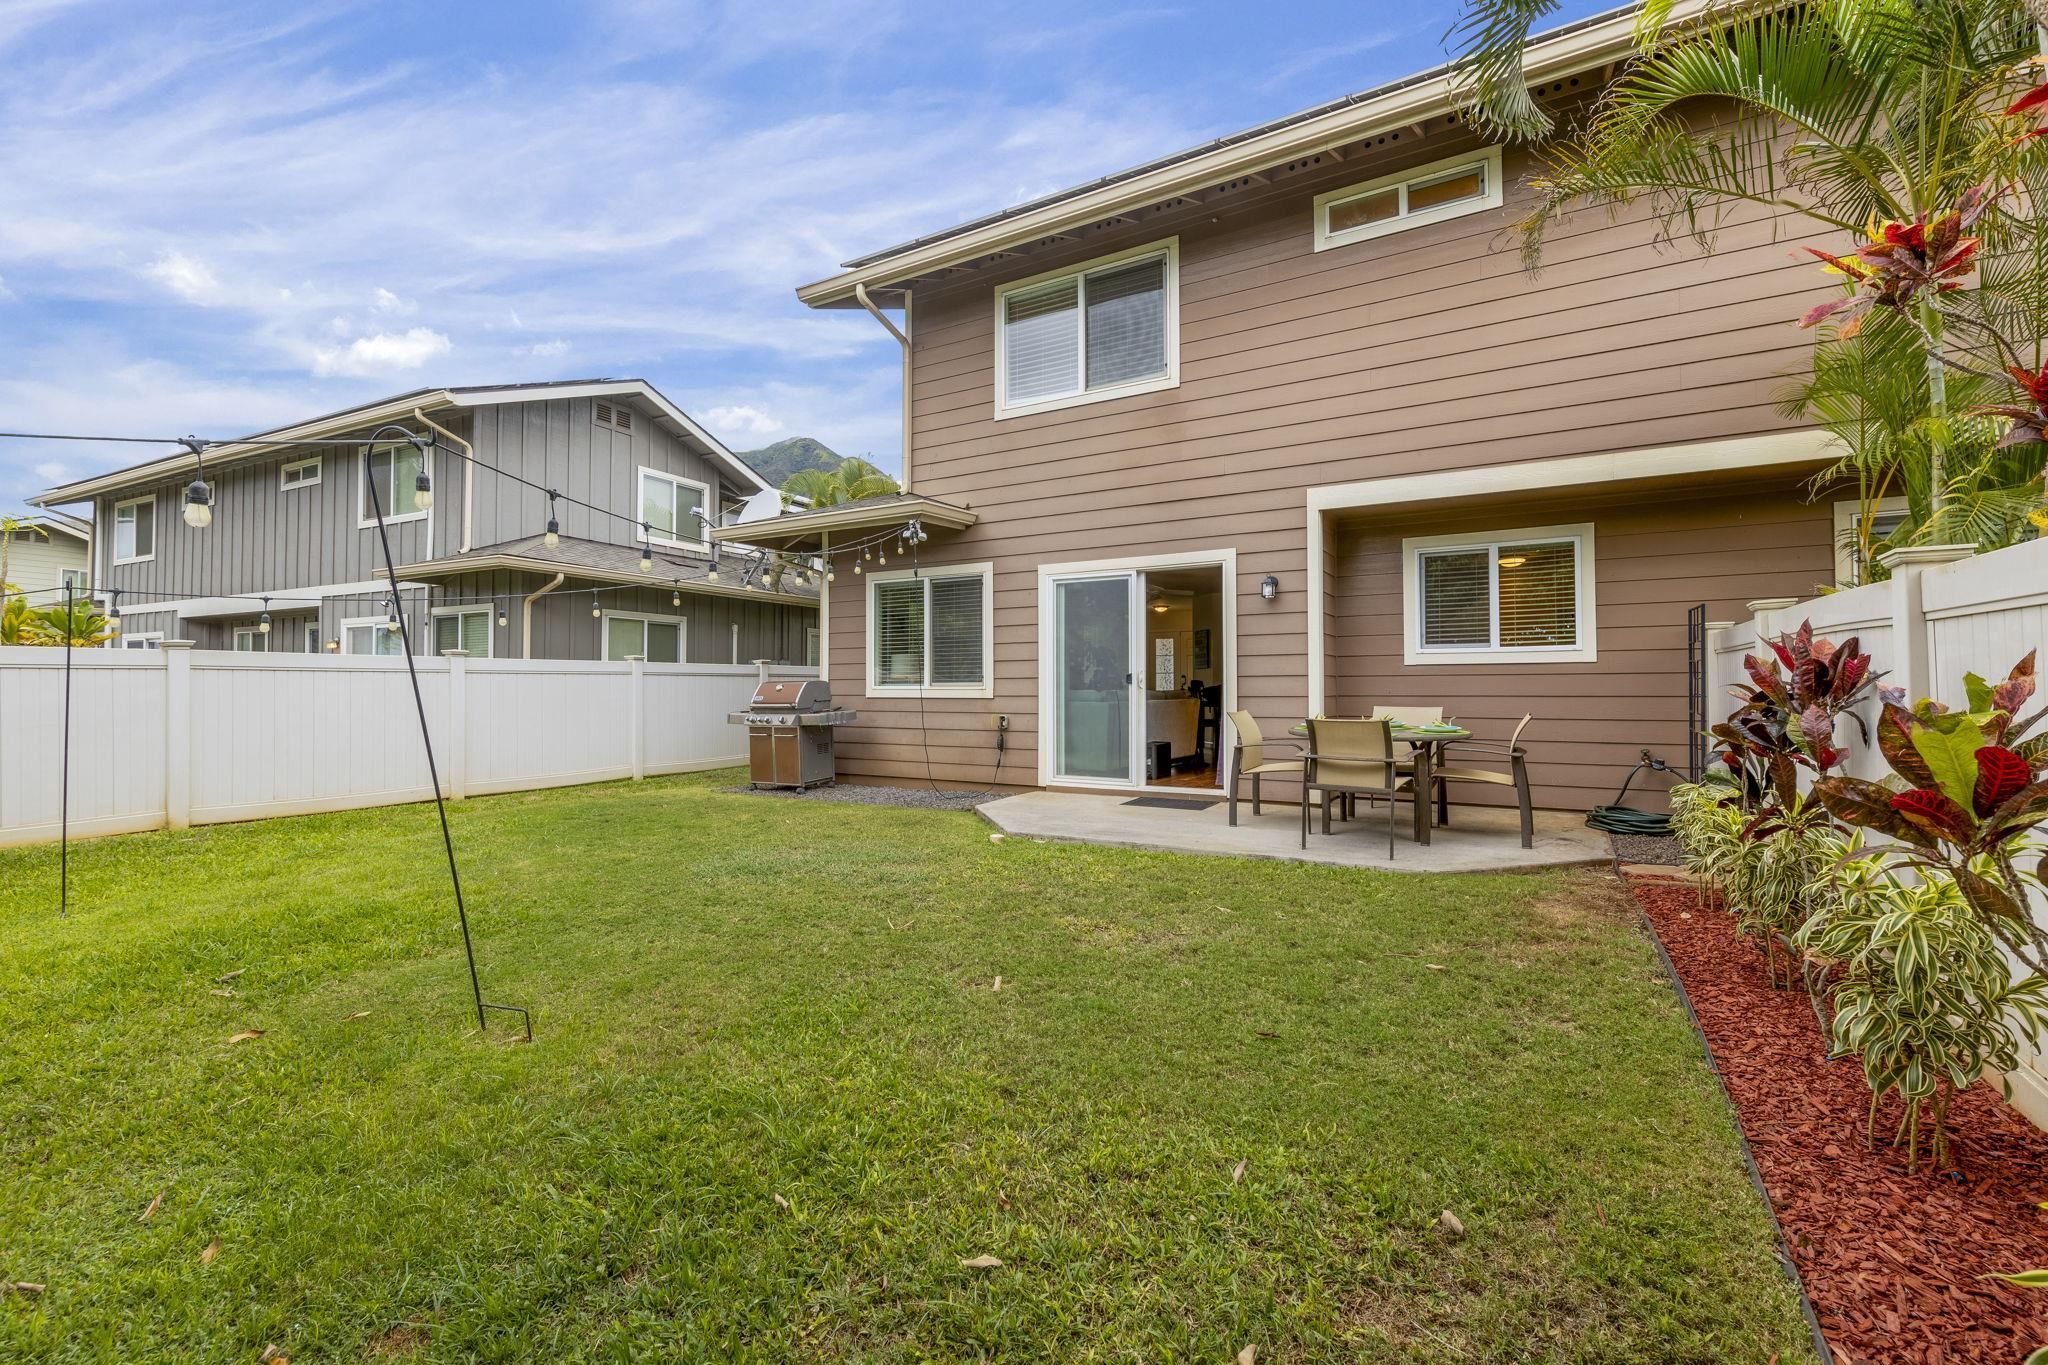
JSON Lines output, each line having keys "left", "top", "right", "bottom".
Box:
{"left": 1260, "top": 574, "right": 1279, "bottom": 602}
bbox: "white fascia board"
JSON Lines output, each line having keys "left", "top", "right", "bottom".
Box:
{"left": 118, "top": 577, "right": 429, "bottom": 619}
{"left": 1305, "top": 429, "right": 1843, "bottom": 514}
{"left": 795, "top": 0, "right": 1722, "bottom": 307}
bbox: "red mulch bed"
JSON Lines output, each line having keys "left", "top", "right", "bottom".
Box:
{"left": 1626, "top": 874, "right": 2048, "bottom": 1365}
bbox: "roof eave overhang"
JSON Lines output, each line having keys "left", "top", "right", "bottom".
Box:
{"left": 34, "top": 391, "right": 463, "bottom": 506}
{"left": 708, "top": 497, "right": 977, "bottom": 551}
{"left": 398, "top": 552, "right": 818, "bottom": 607}
{"left": 796, "top": 0, "right": 1719, "bottom": 309}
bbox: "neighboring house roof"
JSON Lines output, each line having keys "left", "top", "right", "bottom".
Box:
{"left": 11, "top": 510, "right": 90, "bottom": 543}
{"left": 33, "top": 378, "right": 776, "bottom": 507}
{"left": 797, "top": 0, "right": 1707, "bottom": 308}
{"left": 401, "top": 532, "right": 820, "bottom": 606}
{"left": 708, "top": 492, "right": 977, "bottom": 553}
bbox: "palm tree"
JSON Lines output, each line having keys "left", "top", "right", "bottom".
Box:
{"left": 1445, "top": 0, "right": 2048, "bottom": 523}
{"left": 781, "top": 457, "right": 900, "bottom": 508}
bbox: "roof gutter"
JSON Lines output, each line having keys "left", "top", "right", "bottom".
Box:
{"left": 413, "top": 407, "right": 473, "bottom": 554}
{"left": 794, "top": 0, "right": 1720, "bottom": 307}
{"left": 854, "top": 283, "right": 914, "bottom": 493}
{"left": 522, "top": 572, "right": 565, "bottom": 661}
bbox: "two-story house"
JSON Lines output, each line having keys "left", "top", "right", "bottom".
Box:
{"left": 718, "top": 3, "right": 1849, "bottom": 813}
{"left": 36, "top": 379, "right": 818, "bottom": 665}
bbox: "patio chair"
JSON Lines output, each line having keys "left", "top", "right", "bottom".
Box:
{"left": 1226, "top": 710, "right": 1301, "bottom": 826}
{"left": 1432, "top": 714, "right": 1536, "bottom": 849}
{"left": 1368, "top": 705, "right": 1444, "bottom": 725}
{"left": 1301, "top": 718, "right": 1423, "bottom": 858}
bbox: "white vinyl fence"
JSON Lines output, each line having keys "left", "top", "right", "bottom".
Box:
{"left": 1707, "top": 536, "right": 2048, "bottom": 1123}
{"left": 0, "top": 645, "right": 815, "bottom": 847}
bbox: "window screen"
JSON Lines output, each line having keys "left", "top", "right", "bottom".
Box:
{"left": 1084, "top": 257, "right": 1167, "bottom": 389}
{"left": 928, "top": 574, "right": 986, "bottom": 685}
{"left": 640, "top": 471, "right": 704, "bottom": 544}
{"left": 1419, "top": 550, "right": 1491, "bottom": 648}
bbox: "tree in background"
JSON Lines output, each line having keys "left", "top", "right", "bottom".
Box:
{"left": 780, "top": 457, "right": 899, "bottom": 509}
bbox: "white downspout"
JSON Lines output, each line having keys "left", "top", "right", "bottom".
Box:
{"left": 853, "top": 283, "right": 912, "bottom": 492}
{"left": 522, "top": 572, "right": 564, "bottom": 660}
{"left": 413, "top": 407, "right": 474, "bottom": 553}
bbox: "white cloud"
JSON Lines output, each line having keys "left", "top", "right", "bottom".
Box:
{"left": 32, "top": 460, "right": 71, "bottom": 483}
{"left": 0, "top": 273, "right": 12, "bottom": 300}
{"left": 311, "top": 327, "right": 452, "bottom": 378}
{"left": 143, "top": 249, "right": 219, "bottom": 302}
{"left": 371, "top": 287, "right": 413, "bottom": 316}
{"left": 703, "top": 403, "right": 784, "bottom": 439}
{"left": 528, "top": 339, "right": 569, "bottom": 357}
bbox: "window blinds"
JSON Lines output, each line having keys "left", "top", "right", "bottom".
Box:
{"left": 928, "top": 575, "right": 985, "bottom": 685}
{"left": 872, "top": 579, "right": 926, "bottom": 685}
{"left": 1002, "top": 278, "right": 1081, "bottom": 404}
{"left": 1496, "top": 541, "right": 1577, "bottom": 647}
{"left": 1420, "top": 550, "right": 1491, "bottom": 647}
{"left": 435, "top": 611, "right": 490, "bottom": 657}
{"left": 1083, "top": 257, "right": 1167, "bottom": 389}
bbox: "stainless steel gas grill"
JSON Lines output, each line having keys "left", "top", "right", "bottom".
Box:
{"left": 728, "top": 679, "right": 857, "bottom": 789}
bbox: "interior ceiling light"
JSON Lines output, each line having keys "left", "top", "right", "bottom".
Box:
{"left": 1497, "top": 555, "right": 1528, "bottom": 568}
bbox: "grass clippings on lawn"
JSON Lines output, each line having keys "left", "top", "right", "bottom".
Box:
{"left": 0, "top": 771, "right": 1813, "bottom": 1362}
{"left": 1628, "top": 876, "right": 2048, "bottom": 1364}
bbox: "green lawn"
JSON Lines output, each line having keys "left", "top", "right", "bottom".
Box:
{"left": 0, "top": 771, "right": 1810, "bottom": 1363}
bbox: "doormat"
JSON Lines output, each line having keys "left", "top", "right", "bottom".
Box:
{"left": 1122, "top": 796, "right": 1220, "bottom": 811}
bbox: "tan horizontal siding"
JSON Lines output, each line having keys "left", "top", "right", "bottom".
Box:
{"left": 825, "top": 116, "right": 1840, "bottom": 792}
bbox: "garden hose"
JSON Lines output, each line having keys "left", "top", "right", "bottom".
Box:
{"left": 1585, "top": 750, "right": 1678, "bottom": 837}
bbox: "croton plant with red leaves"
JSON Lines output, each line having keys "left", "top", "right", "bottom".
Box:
{"left": 1813, "top": 651, "right": 2048, "bottom": 965}
{"left": 1798, "top": 185, "right": 1989, "bottom": 337}
{"left": 1710, "top": 621, "right": 1885, "bottom": 833}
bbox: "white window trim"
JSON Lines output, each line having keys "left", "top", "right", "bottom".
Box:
{"left": 357, "top": 445, "right": 431, "bottom": 529}
{"left": 1832, "top": 495, "right": 1910, "bottom": 586}
{"left": 1314, "top": 146, "right": 1504, "bottom": 252}
{"left": 340, "top": 614, "right": 407, "bottom": 655}
{"left": 636, "top": 465, "right": 711, "bottom": 552}
{"left": 60, "top": 567, "right": 89, "bottom": 590}
{"left": 430, "top": 606, "right": 496, "bottom": 658}
{"left": 1400, "top": 521, "right": 1596, "bottom": 666}
{"left": 600, "top": 610, "right": 687, "bottom": 663}
{"left": 865, "top": 561, "right": 995, "bottom": 699}
{"left": 231, "top": 625, "right": 268, "bottom": 652}
{"left": 280, "top": 456, "right": 322, "bottom": 490}
{"left": 121, "top": 632, "right": 163, "bottom": 649}
{"left": 112, "top": 494, "right": 156, "bottom": 566}
{"left": 992, "top": 237, "right": 1180, "bottom": 422}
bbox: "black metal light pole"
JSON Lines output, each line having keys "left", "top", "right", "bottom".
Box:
{"left": 358, "top": 424, "right": 528, "bottom": 1040}
{"left": 58, "top": 582, "right": 73, "bottom": 917}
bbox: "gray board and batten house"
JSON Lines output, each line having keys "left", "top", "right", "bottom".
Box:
{"left": 35, "top": 379, "right": 819, "bottom": 665}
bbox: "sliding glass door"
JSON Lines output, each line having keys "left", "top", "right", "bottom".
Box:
{"left": 1052, "top": 573, "right": 1136, "bottom": 784}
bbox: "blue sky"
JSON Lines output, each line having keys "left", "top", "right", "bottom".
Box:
{"left": 0, "top": 0, "right": 1613, "bottom": 515}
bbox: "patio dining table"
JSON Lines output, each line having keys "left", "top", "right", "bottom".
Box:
{"left": 1290, "top": 718, "right": 1472, "bottom": 845}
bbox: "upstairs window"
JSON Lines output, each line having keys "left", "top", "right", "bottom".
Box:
{"left": 1314, "top": 147, "right": 1503, "bottom": 251}
{"left": 869, "top": 565, "right": 992, "bottom": 695}
{"left": 995, "top": 241, "right": 1178, "bottom": 419}
{"left": 360, "top": 443, "right": 428, "bottom": 527}
{"left": 638, "top": 467, "right": 708, "bottom": 550}
{"left": 1402, "top": 523, "right": 1596, "bottom": 665}
{"left": 280, "top": 456, "right": 321, "bottom": 490}
{"left": 112, "top": 495, "right": 155, "bottom": 564}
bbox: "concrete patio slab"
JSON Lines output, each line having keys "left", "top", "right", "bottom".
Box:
{"left": 978, "top": 791, "right": 1611, "bottom": 873}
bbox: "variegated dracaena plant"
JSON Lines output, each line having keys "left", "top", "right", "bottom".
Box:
{"left": 1812, "top": 651, "right": 2048, "bottom": 971}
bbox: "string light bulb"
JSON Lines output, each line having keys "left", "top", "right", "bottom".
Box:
{"left": 258, "top": 598, "right": 272, "bottom": 634}
{"left": 706, "top": 557, "right": 720, "bottom": 583}
{"left": 590, "top": 593, "right": 602, "bottom": 619}
{"left": 854, "top": 562, "right": 862, "bottom": 575}
{"left": 107, "top": 590, "right": 121, "bottom": 635}
{"left": 671, "top": 581, "right": 683, "bottom": 608}
{"left": 413, "top": 467, "right": 434, "bottom": 512}
{"left": 182, "top": 475, "right": 213, "bottom": 529}
{"left": 639, "top": 527, "right": 655, "bottom": 573}
{"left": 543, "top": 490, "right": 561, "bottom": 548}
{"left": 496, "top": 606, "right": 508, "bottom": 628}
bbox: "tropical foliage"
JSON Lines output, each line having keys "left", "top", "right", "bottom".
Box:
{"left": 1796, "top": 854, "right": 2048, "bottom": 1171}
{"left": 780, "top": 457, "right": 899, "bottom": 509}
{"left": 0, "top": 589, "right": 117, "bottom": 647}
{"left": 1445, "top": 0, "right": 2048, "bottom": 568}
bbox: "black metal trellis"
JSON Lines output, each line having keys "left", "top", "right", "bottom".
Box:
{"left": 1686, "top": 602, "right": 1708, "bottom": 783}
{"left": 358, "top": 425, "right": 530, "bottom": 1042}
